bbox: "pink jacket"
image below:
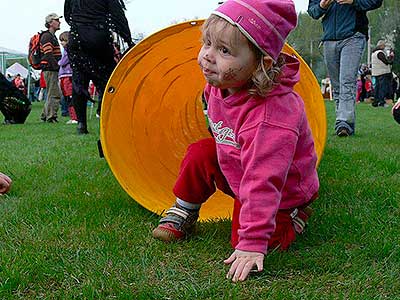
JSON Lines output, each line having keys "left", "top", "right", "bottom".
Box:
{"left": 204, "top": 54, "right": 319, "bottom": 254}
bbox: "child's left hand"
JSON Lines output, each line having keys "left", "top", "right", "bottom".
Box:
{"left": 224, "top": 250, "right": 264, "bottom": 282}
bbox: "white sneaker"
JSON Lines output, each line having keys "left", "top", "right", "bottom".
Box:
{"left": 96, "top": 113, "right": 100, "bottom": 118}
{"left": 66, "top": 120, "right": 78, "bottom": 124}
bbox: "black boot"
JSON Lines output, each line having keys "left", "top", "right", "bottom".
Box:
{"left": 77, "top": 122, "right": 89, "bottom": 134}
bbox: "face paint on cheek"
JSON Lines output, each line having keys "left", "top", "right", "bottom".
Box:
{"left": 222, "top": 67, "right": 242, "bottom": 81}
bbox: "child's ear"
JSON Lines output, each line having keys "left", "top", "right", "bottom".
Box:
{"left": 262, "top": 55, "right": 273, "bottom": 70}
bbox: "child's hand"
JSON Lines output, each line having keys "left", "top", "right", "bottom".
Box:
{"left": 319, "top": 0, "right": 335, "bottom": 9}
{"left": 0, "top": 173, "right": 12, "bottom": 195}
{"left": 224, "top": 250, "right": 264, "bottom": 282}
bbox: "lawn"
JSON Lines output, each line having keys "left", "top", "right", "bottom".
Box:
{"left": 0, "top": 100, "right": 399, "bottom": 299}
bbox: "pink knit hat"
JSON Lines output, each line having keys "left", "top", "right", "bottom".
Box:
{"left": 212, "top": 0, "right": 297, "bottom": 61}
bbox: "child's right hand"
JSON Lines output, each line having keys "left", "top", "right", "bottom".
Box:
{"left": 0, "top": 173, "right": 12, "bottom": 195}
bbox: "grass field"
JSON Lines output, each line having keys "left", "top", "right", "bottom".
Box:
{"left": 0, "top": 101, "right": 399, "bottom": 299}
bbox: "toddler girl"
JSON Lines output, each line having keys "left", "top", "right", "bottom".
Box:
{"left": 153, "top": 0, "right": 319, "bottom": 282}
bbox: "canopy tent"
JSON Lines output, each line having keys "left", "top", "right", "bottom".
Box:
{"left": 6, "top": 62, "right": 29, "bottom": 79}
{"left": 0, "top": 46, "right": 27, "bottom": 75}
{"left": 100, "top": 20, "right": 327, "bottom": 221}
{"left": 0, "top": 47, "right": 40, "bottom": 99}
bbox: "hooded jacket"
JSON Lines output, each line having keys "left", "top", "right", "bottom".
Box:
{"left": 204, "top": 54, "right": 319, "bottom": 254}
{"left": 58, "top": 48, "right": 73, "bottom": 78}
{"left": 307, "top": 0, "right": 383, "bottom": 41}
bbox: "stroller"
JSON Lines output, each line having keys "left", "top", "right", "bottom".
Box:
{"left": 0, "top": 73, "right": 31, "bottom": 124}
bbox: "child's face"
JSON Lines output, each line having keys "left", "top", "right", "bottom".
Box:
{"left": 198, "top": 21, "right": 258, "bottom": 95}
{"left": 60, "top": 40, "right": 67, "bottom": 48}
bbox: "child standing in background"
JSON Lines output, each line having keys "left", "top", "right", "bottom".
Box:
{"left": 153, "top": 0, "right": 319, "bottom": 282}
{"left": 58, "top": 31, "right": 78, "bottom": 124}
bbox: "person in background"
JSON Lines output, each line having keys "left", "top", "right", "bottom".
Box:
{"left": 31, "top": 77, "right": 41, "bottom": 102}
{"left": 308, "top": 0, "right": 383, "bottom": 137}
{"left": 39, "top": 13, "right": 62, "bottom": 123}
{"left": 358, "top": 64, "right": 370, "bottom": 102}
{"left": 371, "top": 40, "right": 394, "bottom": 107}
{"left": 364, "top": 74, "right": 373, "bottom": 102}
{"left": 64, "top": 0, "right": 133, "bottom": 134}
{"left": 58, "top": 31, "right": 78, "bottom": 124}
{"left": 13, "top": 74, "right": 25, "bottom": 94}
{"left": 38, "top": 71, "right": 47, "bottom": 102}
{"left": 0, "top": 73, "right": 31, "bottom": 124}
{"left": 153, "top": 0, "right": 319, "bottom": 282}
{"left": 0, "top": 172, "right": 12, "bottom": 195}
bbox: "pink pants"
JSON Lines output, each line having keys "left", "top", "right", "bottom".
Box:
{"left": 173, "top": 138, "right": 315, "bottom": 250}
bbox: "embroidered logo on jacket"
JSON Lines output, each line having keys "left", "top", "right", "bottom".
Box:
{"left": 209, "top": 118, "right": 240, "bottom": 149}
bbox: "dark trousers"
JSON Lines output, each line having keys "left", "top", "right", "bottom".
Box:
{"left": 373, "top": 73, "right": 393, "bottom": 106}
{"left": 70, "top": 25, "right": 116, "bottom": 126}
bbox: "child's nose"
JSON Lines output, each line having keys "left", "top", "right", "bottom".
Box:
{"left": 203, "top": 50, "right": 215, "bottom": 63}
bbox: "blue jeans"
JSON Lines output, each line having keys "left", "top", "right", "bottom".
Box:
{"left": 323, "top": 32, "right": 366, "bottom": 135}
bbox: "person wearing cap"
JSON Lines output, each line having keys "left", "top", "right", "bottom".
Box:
{"left": 152, "top": 0, "right": 319, "bottom": 282}
{"left": 308, "top": 0, "right": 383, "bottom": 137}
{"left": 39, "top": 13, "right": 62, "bottom": 123}
{"left": 371, "top": 40, "right": 394, "bottom": 107}
{"left": 64, "top": 0, "right": 133, "bottom": 134}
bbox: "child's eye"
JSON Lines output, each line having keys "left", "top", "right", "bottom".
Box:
{"left": 220, "top": 47, "right": 230, "bottom": 55}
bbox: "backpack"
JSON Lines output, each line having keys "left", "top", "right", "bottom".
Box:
{"left": 28, "top": 32, "right": 43, "bottom": 70}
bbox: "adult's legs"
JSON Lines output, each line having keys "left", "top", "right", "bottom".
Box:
{"left": 323, "top": 40, "right": 341, "bottom": 111}
{"left": 60, "top": 95, "right": 69, "bottom": 117}
{"left": 324, "top": 33, "right": 366, "bottom": 135}
{"left": 336, "top": 33, "right": 366, "bottom": 134}
{"left": 43, "top": 71, "right": 61, "bottom": 122}
{"left": 91, "top": 58, "right": 116, "bottom": 117}
{"left": 373, "top": 75, "right": 385, "bottom": 106}
{"left": 383, "top": 73, "right": 393, "bottom": 102}
{"left": 72, "top": 71, "right": 90, "bottom": 134}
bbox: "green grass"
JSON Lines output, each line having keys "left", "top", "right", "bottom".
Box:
{"left": 0, "top": 101, "right": 399, "bottom": 299}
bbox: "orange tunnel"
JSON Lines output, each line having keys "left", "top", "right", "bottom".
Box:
{"left": 100, "top": 20, "right": 326, "bottom": 221}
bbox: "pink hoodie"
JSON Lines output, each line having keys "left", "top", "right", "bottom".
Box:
{"left": 204, "top": 54, "right": 319, "bottom": 254}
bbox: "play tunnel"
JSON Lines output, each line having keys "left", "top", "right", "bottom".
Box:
{"left": 100, "top": 20, "right": 326, "bottom": 221}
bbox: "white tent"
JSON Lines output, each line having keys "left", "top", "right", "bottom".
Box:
{"left": 0, "top": 46, "right": 27, "bottom": 75}
{"left": 6, "top": 62, "right": 29, "bottom": 78}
